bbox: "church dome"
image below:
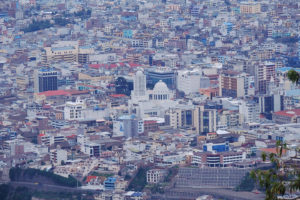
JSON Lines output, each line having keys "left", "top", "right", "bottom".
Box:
{"left": 153, "top": 80, "right": 169, "bottom": 93}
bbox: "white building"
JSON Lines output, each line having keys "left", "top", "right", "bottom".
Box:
{"left": 146, "top": 169, "right": 167, "bottom": 184}
{"left": 239, "top": 100, "right": 260, "bottom": 123}
{"left": 50, "top": 149, "right": 67, "bottom": 166}
{"left": 64, "top": 99, "right": 86, "bottom": 120}
{"left": 148, "top": 80, "right": 174, "bottom": 102}
{"left": 131, "top": 70, "right": 148, "bottom": 102}
{"left": 177, "top": 70, "right": 201, "bottom": 94}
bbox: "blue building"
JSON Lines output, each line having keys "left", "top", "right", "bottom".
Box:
{"left": 34, "top": 68, "right": 58, "bottom": 93}
{"left": 123, "top": 29, "right": 133, "bottom": 38}
{"left": 203, "top": 142, "right": 229, "bottom": 152}
{"left": 104, "top": 177, "right": 116, "bottom": 190}
{"left": 146, "top": 68, "right": 177, "bottom": 90}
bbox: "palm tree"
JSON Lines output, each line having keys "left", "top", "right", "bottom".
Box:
{"left": 290, "top": 173, "right": 300, "bottom": 192}
{"left": 251, "top": 141, "right": 300, "bottom": 200}
{"left": 287, "top": 69, "right": 300, "bottom": 84}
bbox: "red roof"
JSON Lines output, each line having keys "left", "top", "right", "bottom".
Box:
{"left": 110, "top": 94, "right": 126, "bottom": 98}
{"left": 89, "top": 64, "right": 101, "bottom": 69}
{"left": 208, "top": 132, "right": 217, "bottom": 135}
{"left": 110, "top": 63, "right": 118, "bottom": 68}
{"left": 128, "top": 63, "right": 141, "bottom": 68}
{"left": 42, "top": 105, "right": 51, "bottom": 109}
{"left": 144, "top": 120, "right": 157, "bottom": 124}
{"left": 260, "top": 148, "right": 287, "bottom": 155}
{"left": 274, "top": 109, "right": 300, "bottom": 117}
{"left": 66, "top": 134, "right": 77, "bottom": 139}
{"left": 37, "top": 90, "right": 89, "bottom": 97}
{"left": 118, "top": 62, "right": 125, "bottom": 67}
{"left": 38, "top": 134, "right": 45, "bottom": 137}
{"left": 86, "top": 176, "right": 97, "bottom": 183}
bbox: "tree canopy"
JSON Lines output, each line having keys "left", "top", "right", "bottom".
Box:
{"left": 250, "top": 141, "right": 300, "bottom": 200}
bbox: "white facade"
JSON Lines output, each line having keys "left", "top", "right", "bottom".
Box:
{"left": 148, "top": 80, "right": 174, "bottom": 102}
{"left": 50, "top": 149, "right": 67, "bottom": 166}
{"left": 64, "top": 99, "right": 86, "bottom": 120}
{"left": 146, "top": 169, "right": 166, "bottom": 183}
{"left": 131, "top": 70, "right": 148, "bottom": 102}
{"left": 177, "top": 70, "right": 201, "bottom": 94}
{"left": 239, "top": 100, "right": 260, "bottom": 123}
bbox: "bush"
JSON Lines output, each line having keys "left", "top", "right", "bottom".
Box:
{"left": 22, "top": 20, "right": 52, "bottom": 32}
{"left": 9, "top": 167, "right": 80, "bottom": 187}
{"left": 127, "top": 167, "right": 148, "bottom": 191}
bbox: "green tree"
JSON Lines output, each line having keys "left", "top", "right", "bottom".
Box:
{"left": 250, "top": 141, "right": 300, "bottom": 200}
{"left": 287, "top": 69, "right": 299, "bottom": 84}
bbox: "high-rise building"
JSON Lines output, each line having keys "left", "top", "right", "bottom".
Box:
{"left": 219, "top": 71, "right": 253, "bottom": 98}
{"left": 255, "top": 62, "right": 276, "bottom": 94}
{"left": 119, "top": 114, "right": 144, "bottom": 138}
{"left": 168, "top": 105, "right": 194, "bottom": 129}
{"left": 254, "top": 94, "right": 284, "bottom": 119}
{"left": 34, "top": 68, "right": 58, "bottom": 93}
{"left": 146, "top": 67, "right": 177, "bottom": 90}
{"left": 132, "top": 70, "right": 146, "bottom": 97}
{"left": 193, "top": 106, "right": 217, "bottom": 135}
{"left": 131, "top": 70, "right": 148, "bottom": 103}
{"left": 239, "top": 100, "right": 260, "bottom": 123}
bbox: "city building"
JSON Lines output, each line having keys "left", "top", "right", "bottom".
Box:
{"left": 177, "top": 70, "right": 201, "bottom": 94}
{"left": 272, "top": 109, "right": 300, "bottom": 124}
{"left": 193, "top": 106, "right": 217, "bottom": 135}
{"left": 146, "top": 67, "right": 177, "bottom": 90}
{"left": 219, "top": 71, "right": 253, "bottom": 98}
{"left": 131, "top": 70, "right": 148, "bottom": 102}
{"left": 146, "top": 169, "right": 167, "bottom": 184}
{"left": 50, "top": 149, "right": 67, "bottom": 166}
{"left": 167, "top": 105, "right": 194, "bottom": 129}
{"left": 34, "top": 68, "right": 58, "bottom": 93}
{"left": 239, "top": 100, "right": 260, "bottom": 123}
{"left": 255, "top": 62, "right": 276, "bottom": 94}
{"left": 104, "top": 177, "right": 117, "bottom": 190}
{"left": 64, "top": 99, "right": 86, "bottom": 121}
{"left": 41, "top": 41, "right": 94, "bottom": 65}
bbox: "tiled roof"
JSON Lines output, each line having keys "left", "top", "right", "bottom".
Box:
{"left": 273, "top": 109, "right": 300, "bottom": 117}
{"left": 37, "top": 90, "right": 89, "bottom": 97}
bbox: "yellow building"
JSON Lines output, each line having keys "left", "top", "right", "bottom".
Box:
{"left": 240, "top": 2, "right": 261, "bottom": 14}
{"left": 41, "top": 41, "right": 94, "bottom": 65}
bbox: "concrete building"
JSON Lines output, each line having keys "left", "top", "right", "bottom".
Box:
{"left": 168, "top": 105, "right": 194, "bottom": 129}
{"left": 131, "top": 70, "right": 148, "bottom": 102}
{"left": 50, "top": 149, "right": 67, "bottom": 165}
{"left": 34, "top": 68, "right": 58, "bottom": 93}
{"left": 148, "top": 80, "right": 174, "bottom": 102}
{"left": 240, "top": 2, "right": 261, "bottom": 14}
{"left": 41, "top": 41, "right": 94, "bottom": 65}
{"left": 84, "top": 143, "right": 101, "bottom": 157}
{"left": 146, "top": 169, "right": 167, "bottom": 184}
{"left": 64, "top": 99, "right": 86, "bottom": 121}
{"left": 272, "top": 109, "right": 300, "bottom": 124}
{"left": 146, "top": 67, "right": 177, "bottom": 90}
{"left": 255, "top": 62, "right": 276, "bottom": 94}
{"left": 219, "top": 71, "right": 253, "bottom": 98}
{"left": 193, "top": 106, "right": 217, "bottom": 134}
{"left": 239, "top": 100, "right": 260, "bottom": 123}
{"left": 177, "top": 70, "right": 201, "bottom": 94}
{"left": 119, "top": 115, "right": 143, "bottom": 138}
